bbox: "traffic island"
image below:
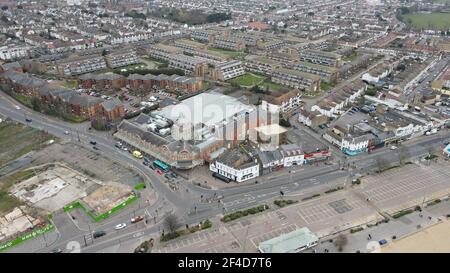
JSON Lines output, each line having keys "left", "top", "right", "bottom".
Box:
{"left": 160, "top": 219, "right": 212, "bottom": 242}
{"left": 221, "top": 205, "right": 269, "bottom": 223}
{"left": 274, "top": 199, "right": 298, "bottom": 208}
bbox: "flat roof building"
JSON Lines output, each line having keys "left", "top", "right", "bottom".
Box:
{"left": 258, "top": 227, "right": 318, "bottom": 253}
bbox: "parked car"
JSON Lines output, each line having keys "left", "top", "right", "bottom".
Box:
{"left": 131, "top": 216, "right": 144, "bottom": 223}
{"left": 90, "top": 140, "right": 97, "bottom": 145}
{"left": 93, "top": 146, "right": 99, "bottom": 150}
{"left": 115, "top": 223, "right": 127, "bottom": 230}
{"left": 390, "top": 145, "right": 397, "bottom": 150}
{"left": 51, "top": 248, "right": 63, "bottom": 253}
{"left": 379, "top": 239, "right": 388, "bottom": 246}
{"left": 156, "top": 169, "right": 163, "bottom": 175}
{"left": 25, "top": 118, "right": 32, "bottom": 123}
{"left": 143, "top": 161, "right": 148, "bottom": 166}
{"left": 15, "top": 105, "right": 21, "bottom": 110}
{"left": 93, "top": 231, "right": 106, "bottom": 238}
{"left": 64, "top": 130, "right": 69, "bottom": 135}
{"left": 149, "top": 165, "right": 155, "bottom": 170}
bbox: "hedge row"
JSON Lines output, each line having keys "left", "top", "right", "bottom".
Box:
{"left": 221, "top": 205, "right": 269, "bottom": 222}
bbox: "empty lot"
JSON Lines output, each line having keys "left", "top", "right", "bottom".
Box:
{"left": 0, "top": 120, "right": 53, "bottom": 167}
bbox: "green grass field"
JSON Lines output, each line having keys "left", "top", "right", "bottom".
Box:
{"left": 261, "top": 80, "right": 286, "bottom": 92}
{"left": 320, "top": 82, "right": 336, "bottom": 92}
{"left": 342, "top": 52, "right": 358, "bottom": 62}
{"left": 208, "top": 47, "right": 247, "bottom": 59}
{"left": 63, "top": 80, "right": 78, "bottom": 89}
{"left": 403, "top": 12, "right": 450, "bottom": 31}
{"left": 228, "top": 73, "right": 266, "bottom": 87}
{"left": 113, "top": 63, "right": 148, "bottom": 73}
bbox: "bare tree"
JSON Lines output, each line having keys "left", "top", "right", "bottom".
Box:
{"left": 334, "top": 234, "right": 348, "bottom": 252}
{"left": 398, "top": 145, "right": 410, "bottom": 165}
{"left": 163, "top": 213, "right": 179, "bottom": 233}
{"left": 375, "top": 156, "right": 388, "bottom": 173}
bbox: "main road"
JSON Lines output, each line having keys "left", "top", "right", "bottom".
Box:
{"left": 1, "top": 91, "right": 449, "bottom": 253}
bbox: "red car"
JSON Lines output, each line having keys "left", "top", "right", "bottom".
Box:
{"left": 131, "top": 216, "right": 144, "bottom": 223}
{"left": 156, "top": 169, "right": 163, "bottom": 175}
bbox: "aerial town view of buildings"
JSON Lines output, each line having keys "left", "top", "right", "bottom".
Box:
{"left": 0, "top": 0, "right": 450, "bottom": 255}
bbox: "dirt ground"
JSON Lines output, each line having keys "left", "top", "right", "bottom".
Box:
{"left": 382, "top": 219, "right": 450, "bottom": 253}
{"left": 10, "top": 164, "right": 101, "bottom": 212}
{"left": 82, "top": 182, "right": 133, "bottom": 215}
{"left": 30, "top": 142, "right": 142, "bottom": 187}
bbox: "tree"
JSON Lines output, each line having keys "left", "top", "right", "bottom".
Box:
{"left": 91, "top": 118, "right": 109, "bottom": 131}
{"left": 164, "top": 213, "right": 179, "bottom": 234}
{"left": 375, "top": 156, "right": 388, "bottom": 173}
{"left": 398, "top": 145, "right": 410, "bottom": 165}
{"left": 334, "top": 234, "right": 348, "bottom": 252}
{"left": 356, "top": 96, "right": 366, "bottom": 107}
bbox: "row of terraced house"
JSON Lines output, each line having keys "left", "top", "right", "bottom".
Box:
{"left": 78, "top": 73, "right": 204, "bottom": 92}
{"left": 0, "top": 68, "right": 124, "bottom": 122}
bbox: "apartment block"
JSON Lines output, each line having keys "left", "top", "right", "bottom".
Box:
{"left": 168, "top": 54, "right": 209, "bottom": 77}
{"left": 174, "top": 39, "right": 208, "bottom": 52}
{"left": 271, "top": 68, "right": 321, "bottom": 92}
{"left": 0, "top": 43, "right": 30, "bottom": 61}
{"left": 257, "top": 40, "right": 285, "bottom": 51}
{"left": 127, "top": 73, "right": 203, "bottom": 92}
{"left": 147, "top": 43, "right": 183, "bottom": 62}
{"left": 290, "top": 61, "right": 339, "bottom": 83}
{"left": 244, "top": 55, "right": 281, "bottom": 76}
{"left": 212, "top": 36, "right": 245, "bottom": 51}
{"left": 298, "top": 49, "right": 342, "bottom": 67}
{"left": 105, "top": 49, "right": 139, "bottom": 69}
{"left": 210, "top": 60, "right": 245, "bottom": 81}
{"left": 56, "top": 55, "right": 107, "bottom": 76}
{"left": 191, "top": 30, "right": 216, "bottom": 44}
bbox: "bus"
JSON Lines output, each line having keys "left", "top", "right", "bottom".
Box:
{"left": 153, "top": 160, "right": 169, "bottom": 172}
